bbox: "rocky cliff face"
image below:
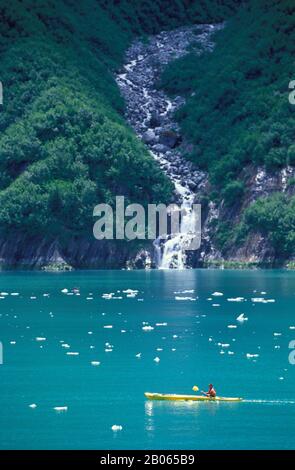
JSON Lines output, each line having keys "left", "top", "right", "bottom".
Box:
{"left": 198, "top": 164, "right": 295, "bottom": 267}
{"left": 0, "top": 235, "right": 145, "bottom": 270}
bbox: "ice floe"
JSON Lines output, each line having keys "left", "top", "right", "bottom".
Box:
{"left": 111, "top": 425, "right": 122, "bottom": 431}
{"left": 175, "top": 296, "right": 196, "bottom": 301}
{"left": 142, "top": 326, "right": 154, "bottom": 331}
{"left": 236, "top": 313, "right": 248, "bottom": 322}
{"left": 54, "top": 406, "right": 68, "bottom": 412}
{"left": 251, "top": 297, "right": 275, "bottom": 303}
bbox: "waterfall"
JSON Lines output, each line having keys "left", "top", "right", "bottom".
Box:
{"left": 154, "top": 182, "right": 199, "bottom": 269}
{"left": 116, "top": 24, "right": 221, "bottom": 269}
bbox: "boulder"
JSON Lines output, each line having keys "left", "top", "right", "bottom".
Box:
{"left": 149, "top": 112, "right": 162, "bottom": 128}
{"left": 152, "top": 143, "right": 170, "bottom": 153}
{"left": 159, "top": 129, "right": 181, "bottom": 148}
{"left": 142, "top": 129, "right": 157, "bottom": 145}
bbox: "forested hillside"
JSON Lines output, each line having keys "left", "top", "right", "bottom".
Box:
{"left": 0, "top": 0, "right": 238, "bottom": 254}
{"left": 160, "top": 0, "right": 295, "bottom": 261}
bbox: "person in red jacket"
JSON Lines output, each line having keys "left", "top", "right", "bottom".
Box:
{"left": 202, "top": 384, "right": 216, "bottom": 398}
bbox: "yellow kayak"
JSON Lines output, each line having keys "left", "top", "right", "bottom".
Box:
{"left": 145, "top": 392, "right": 242, "bottom": 402}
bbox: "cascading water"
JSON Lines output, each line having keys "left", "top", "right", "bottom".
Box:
{"left": 155, "top": 182, "right": 199, "bottom": 269}
{"left": 116, "top": 24, "right": 222, "bottom": 268}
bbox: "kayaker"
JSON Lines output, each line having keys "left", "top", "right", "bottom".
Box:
{"left": 202, "top": 384, "right": 216, "bottom": 398}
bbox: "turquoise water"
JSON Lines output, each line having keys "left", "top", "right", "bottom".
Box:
{"left": 0, "top": 269, "right": 295, "bottom": 450}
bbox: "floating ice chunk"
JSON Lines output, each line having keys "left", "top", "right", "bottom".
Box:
{"left": 43, "top": 293, "right": 50, "bottom": 297}
{"left": 105, "top": 348, "right": 113, "bottom": 352}
{"left": 212, "top": 292, "right": 223, "bottom": 296}
{"left": 251, "top": 297, "right": 275, "bottom": 303}
{"left": 104, "top": 325, "right": 113, "bottom": 329}
{"left": 218, "top": 343, "right": 230, "bottom": 348}
{"left": 156, "top": 323, "right": 167, "bottom": 326}
{"left": 171, "top": 348, "right": 176, "bottom": 352}
{"left": 220, "top": 350, "right": 225, "bottom": 355}
{"left": 86, "top": 297, "right": 93, "bottom": 300}
{"left": 208, "top": 337, "right": 213, "bottom": 342}
{"left": 123, "top": 289, "right": 138, "bottom": 294}
{"left": 289, "top": 326, "right": 295, "bottom": 330}
{"left": 175, "top": 296, "right": 196, "bottom": 301}
{"left": 102, "top": 293, "right": 115, "bottom": 299}
{"left": 10, "top": 341, "right": 16, "bottom": 345}
{"left": 228, "top": 351, "right": 234, "bottom": 355}
{"left": 154, "top": 357, "right": 160, "bottom": 363}
{"left": 227, "top": 325, "right": 237, "bottom": 329}
{"left": 62, "top": 343, "right": 70, "bottom": 348}
{"left": 121, "top": 330, "right": 126, "bottom": 333}
{"left": 11, "top": 293, "right": 19, "bottom": 296}
{"left": 61, "top": 289, "right": 68, "bottom": 294}
{"left": 236, "top": 313, "right": 248, "bottom": 322}
{"left": 156, "top": 348, "right": 163, "bottom": 351}
{"left": 29, "top": 403, "right": 37, "bottom": 409}
{"left": 173, "top": 334, "right": 178, "bottom": 338}
{"left": 0, "top": 292, "right": 8, "bottom": 296}
{"left": 54, "top": 406, "right": 68, "bottom": 412}
{"left": 88, "top": 331, "right": 93, "bottom": 335}
{"left": 273, "top": 332, "right": 282, "bottom": 336}
{"left": 227, "top": 297, "right": 244, "bottom": 302}
{"left": 91, "top": 361, "right": 100, "bottom": 366}
{"left": 246, "top": 353, "right": 259, "bottom": 358}
{"left": 111, "top": 425, "right": 122, "bottom": 431}
{"left": 142, "top": 326, "right": 154, "bottom": 331}
{"left": 135, "top": 353, "right": 141, "bottom": 358}
{"left": 212, "top": 304, "right": 220, "bottom": 307}
{"left": 274, "top": 345, "right": 280, "bottom": 349}
{"left": 279, "top": 377, "right": 284, "bottom": 381}
{"left": 66, "top": 352, "right": 79, "bottom": 356}
{"left": 30, "top": 296, "right": 37, "bottom": 300}
{"left": 36, "top": 337, "right": 46, "bottom": 341}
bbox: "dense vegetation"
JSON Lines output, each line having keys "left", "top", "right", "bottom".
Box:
{"left": 240, "top": 193, "right": 295, "bottom": 257}
{"left": 160, "top": 0, "right": 295, "bottom": 257}
{"left": 0, "top": 0, "right": 239, "bottom": 244}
